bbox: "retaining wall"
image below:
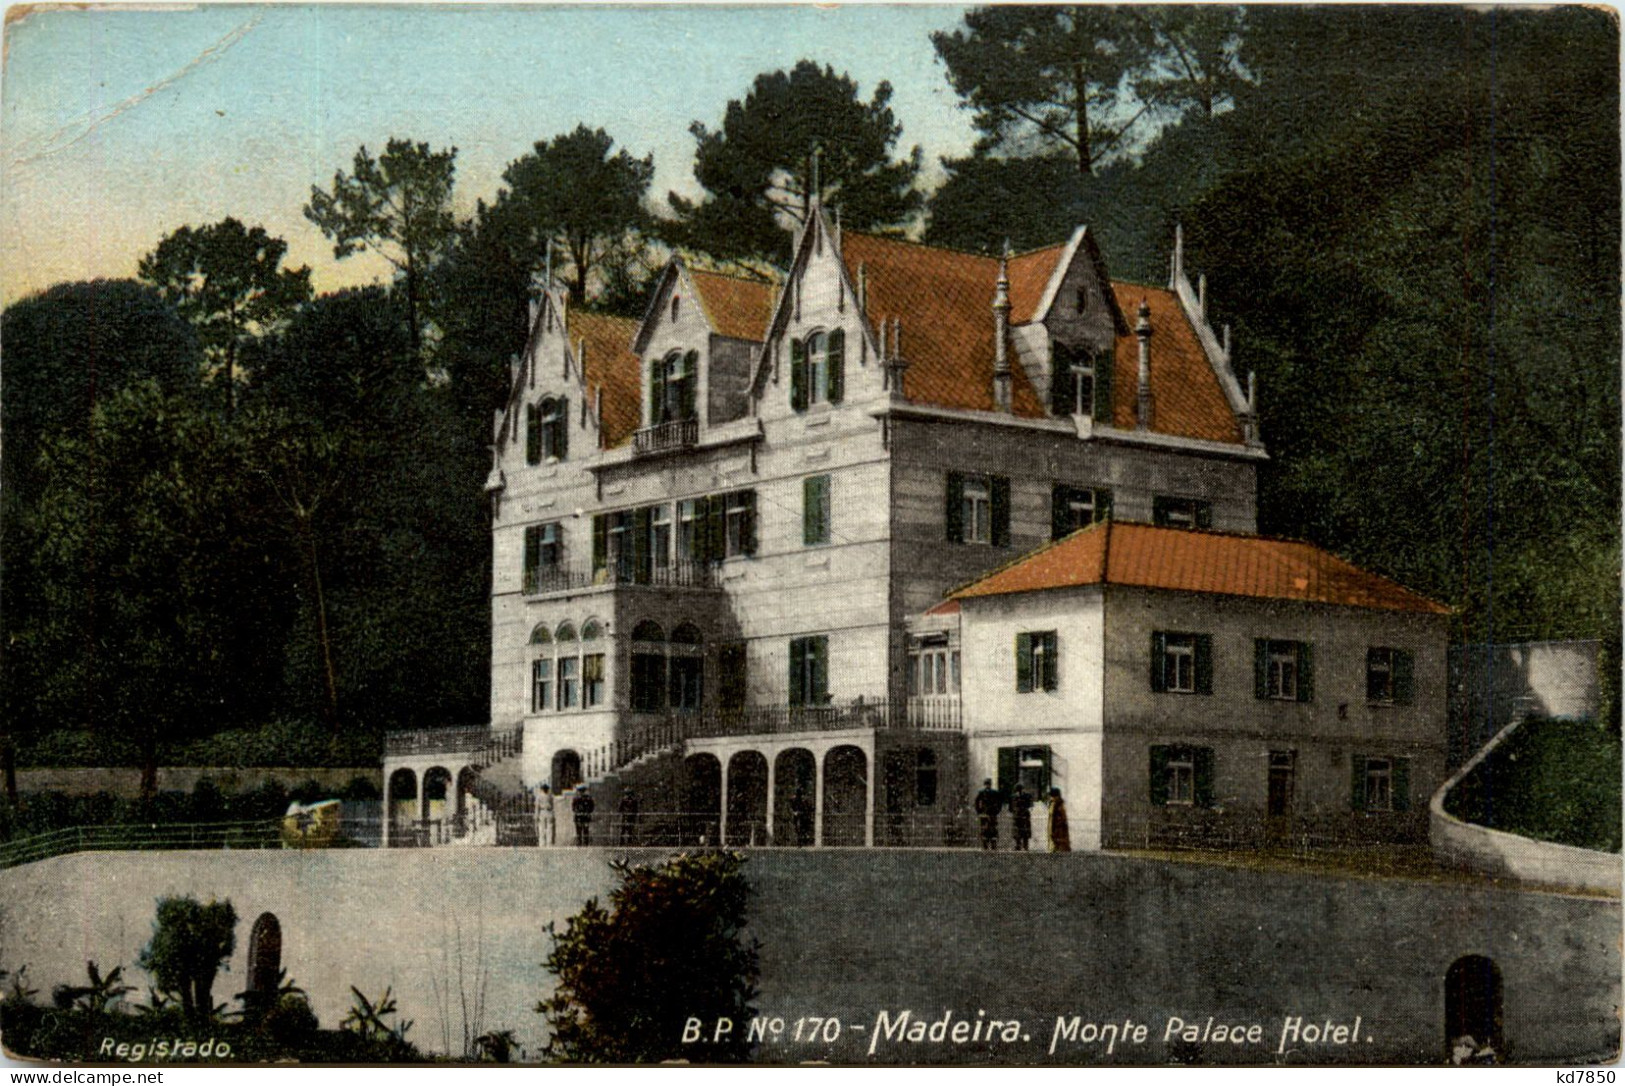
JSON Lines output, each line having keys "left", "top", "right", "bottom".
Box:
{"left": 10, "top": 767, "right": 381, "bottom": 799}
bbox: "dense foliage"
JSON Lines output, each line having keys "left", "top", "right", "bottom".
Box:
{"left": 1445, "top": 718, "right": 1622, "bottom": 853}
{"left": 539, "top": 851, "right": 760, "bottom": 1063}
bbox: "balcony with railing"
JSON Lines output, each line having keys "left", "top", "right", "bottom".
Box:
{"left": 384, "top": 724, "right": 522, "bottom": 764}
{"left": 523, "top": 558, "right": 718, "bottom": 596}
{"left": 655, "top": 696, "right": 962, "bottom": 741}
{"left": 633, "top": 418, "right": 698, "bottom": 455}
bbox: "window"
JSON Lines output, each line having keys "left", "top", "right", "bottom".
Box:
{"left": 531, "top": 658, "right": 552, "bottom": 713}
{"left": 915, "top": 749, "right": 938, "bottom": 806}
{"left": 1075, "top": 285, "right": 1090, "bottom": 314}
{"left": 523, "top": 522, "right": 562, "bottom": 593}
{"left": 1016, "top": 631, "right": 1058, "bottom": 693}
{"left": 650, "top": 505, "right": 672, "bottom": 570}
{"left": 1352, "top": 754, "right": 1410, "bottom": 812}
{"left": 790, "top": 330, "right": 845, "bottom": 410}
{"left": 1051, "top": 484, "right": 1111, "bottom": 540}
{"left": 631, "top": 620, "right": 667, "bottom": 713}
{"left": 1150, "top": 745, "right": 1215, "bottom": 807}
{"left": 997, "top": 745, "right": 1051, "bottom": 800}
{"left": 1255, "top": 639, "right": 1313, "bottom": 702}
{"left": 677, "top": 498, "right": 701, "bottom": 561}
{"left": 909, "top": 643, "right": 960, "bottom": 696}
{"left": 803, "top": 475, "right": 832, "bottom": 546}
{"left": 651, "top": 350, "right": 698, "bottom": 425}
{"left": 789, "top": 635, "right": 829, "bottom": 707}
{"left": 1366, "top": 647, "right": 1415, "bottom": 705}
{"left": 583, "top": 653, "right": 605, "bottom": 707}
{"left": 946, "top": 473, "right": 1009, "bottom": 546}
{"left": 670, "top": 623, "right": 704, "bottom": 712}
{"left": 1153, "top": 496, "right": 1213, "bottom": 529}
{"left": 539, "top": 397, "right": 567, "bottom": 461}
{"left": 1051, "top": 345, "right": 1111, "bottom": 419}
{"left": 718, "top": 643, "right": 747, "bottom": 712}
{"left": 558, "top": 655, "right": 579, "bottom": 709}
{"left": 723, "top": 491, "right": 756, "bottom": 558}
{"left": 592, "top": 511, "right": 636, "bottom": 577}
{"left": 1268, "top": 750, "right": 1296, "bottom": 817}
{"left": 1151, "top": 631, "right": 1212, "bottom": 695}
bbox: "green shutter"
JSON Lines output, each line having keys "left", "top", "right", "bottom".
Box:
{"left": 1015, "top": 632, "right": 1033, "bottom": 693}
{"left": 1095, "top": 487, "right": 1113, "bottom": 522}
{"left": 706, "top": 495, "right": 726, "bottom": 561}
{"left": 1093, "top": 346, "right": 1113, "bottom": 422}
{"left": 1150, "top": 631, "right": 1167, "bottom": 692}
{"left": 1050, "top": 347, "right": 1075, "bottom": 417}
{"left": 1394, "top": 650, "right": 1415, "bottom": 706}
{"left": 592, "top": 514, "right": 607, "bottom": 572}
{"left": 1051, "top": 484, "right": 1070, "bottom": 541}
{"left": 1153, "top": 496, "right": 1171, "bottom": 526}
{"left": 827, "top": 329, "right": 845, "bottom": 403}
{"left": 1195, "top": 634, "right": 1213, "bottom": 695}
{"left": 557, "top": 396, "right": 569, "bottom": 460}
{"left": 526, "top": 404, "right": 541, "bottom": 464}
{"left": 997, "top": 747, "right": 1019, "bottom": 799}
{"left": 1350, "top": 753, "right": 1367, "bottom": 811}
{"left": 790, "top": 338, "right": 807, "bottom": 411}
{"left": 804, "top": 476, "right": 830, "bottom": 545}
{"left": 1254, "top": 639, "right": 1269, "bottom": 699}
{"left": 1393, "top": 757, "right": 1411, "bottom": 812}
{"left": 1194, "top": 747, "right": 1216, "bottom": 808}
{"left": 632, "top": 506, "right": 653, "bottom": 582}
{"left": 991, "top": 476, "right": 1011, "bottom": 546}
{"left": 523, "top": 526, "right": 540, "bottom": 590}
{"left": 1041, "top": 632, "right": 1058, "bottom": 691}
{"left": 682, "top": 351, "right": 699, "bottom": 419}
{"left": 811, "top": 636, "right": 829, "bottom": 704}
{"left": 945, "top": 473, "right": 965, "bottom": 543}
{"left": 789, "top": 638, "right": 807, "bottom": 707}
{"left": 1149, "top": 746, "right": 1170, "bottom": 805}
{"left": 1196, "top": 501, "right": 1213, "bottom": 529}
{"left": 650, "top": 359, "right": 666, "bottom": 425}
{"left": 741, "top": 490, "right": 758, "bottom": 556}
{"left": 1298, "top": 641, "right": 1315, "bottom": 703}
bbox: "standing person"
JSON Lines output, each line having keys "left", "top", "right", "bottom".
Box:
{"left": 790, "top": 787, "right": 815, "bottom": 847}
{"left": 974, "top": 778, "right": 1004, "bottom": 851}
{"left": 1047, "top": 787, "right": 1071, "bottom": 853}
{"left": 617, "top": 787, "right": 641, "bottom": 845}
{"left": 1009, "top": 782, "right": 1034, "bottom": 851}
{"left": 535, "top": 783, "right": 556, "bottom": 846}
{"left": 572, "top": 784, "right": 595, "bottom": 846}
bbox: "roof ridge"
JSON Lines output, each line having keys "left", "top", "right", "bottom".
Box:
{"left": 688, "top": 265, "right": 780, "bottom": 287}
{"left": 843, "top": 229, "right": 1002, "bottom": 265}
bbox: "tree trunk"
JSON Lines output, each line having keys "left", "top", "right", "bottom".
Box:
{"left": 302, "top": 522, "right": 341, "bottom": 733}
{"left": 1074, "top": 61, "right": 1093, "bottom": 175}
{"left": 405, "top": 257, "right": 422, "bottom": 360}
{"left": 194, "top": 974, "right": 215, "bottom": 1023}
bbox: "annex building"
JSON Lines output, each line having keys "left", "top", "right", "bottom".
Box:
{"left": 381, "top": 202, "right": 1449, "bottom": 850}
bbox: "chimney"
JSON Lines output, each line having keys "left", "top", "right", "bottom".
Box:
{"left": 1136, "top": 299, "right": 1154, "bottom": 430}
{"left": 992, "top": 242, "right": 1013, "bottom": 413}
{"left": 1170, "top": 224, "right": 1184, "bottom": 288}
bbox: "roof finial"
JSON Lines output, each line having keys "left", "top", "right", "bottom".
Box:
{"left": 1170, "top": 223, "right": 1184, "bottom": 288}
{"left": 1136, "top": 299, "right": 1154, "bottom": 431}
{"left": 992, "top": 243, "right": 1013, "bottom": 413}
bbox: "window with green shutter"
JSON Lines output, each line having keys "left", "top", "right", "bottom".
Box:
{"left": 789, "top": 337, "right": 807, "bottom": 411}
{"left": 1153, "top": 631, "right": 1212, "bottom": 695}
{"left": 1153, "top": 495, "right": 1213, "bottom": 529}
{"left": 789, "top": 635, "right": 829, "bottom": 707}
{"left": 826, "top": 329, "right": 845, "bottom": 403}
{"left": 1015, "top": 631, "right": 1057, "bottom": 693}
{"left": 1367, "top": 647, "right": 1415, "bottom": 705}
{"left": 1051, "top": 484, "right": 1107, "bottom": 540}
{"left": 803, "top": 475, "right": 831, "bottom": 546}
{"left": 1151, "top": 744, "right": 1213, "bottom": 807}
{"left": 1259, "top": 639, "right": 1312, "bottom": 701}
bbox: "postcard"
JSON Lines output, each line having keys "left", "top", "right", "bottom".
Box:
{"left": 0, "top": 2, "right": 1618, "bottom": 1069}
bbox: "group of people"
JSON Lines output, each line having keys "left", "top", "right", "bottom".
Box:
{"left": 532, "top": 782, "right": 644, "bottom": 847}
{"left": 973, "top": 779, "right": 1070, "bottom": 852}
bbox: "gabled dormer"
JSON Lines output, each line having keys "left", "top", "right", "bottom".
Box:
{"left": 630, "top": 258, "right": 776, "bottom": 451}
{"left": 1006, "top": 226, "right": 1128, "bottom": 421}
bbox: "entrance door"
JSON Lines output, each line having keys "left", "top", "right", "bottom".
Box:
{"left": 1267, "top": 750, "right": 1296, "bottom": 818}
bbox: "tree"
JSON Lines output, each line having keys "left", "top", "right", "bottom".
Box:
{"left": 304, "top": 139, "right": 458, "bottom": 356}
{"left": 496, "top": 126, "right": 654, "bottom": 306}
{"left": 137, "top": 218, "right": 312, "bottom": 412}
{"left": 540, "top": 851, "right": 760, "bottom": 1062}
{"left": 933, "top": 6, "right": 1155, "bottom": 176}
{"left": 1135, "top": 7, "right": 1248, "bottom": 121}
{"left": 669, "top": 60, "right": 922, "bottom": 266}
{"left": 138, "top": 896, "right": 237, "bottom": 1024}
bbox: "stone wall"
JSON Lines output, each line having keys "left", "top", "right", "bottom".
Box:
{"left": 11, "top": 766, "right": 379, "bottom": 800}
{"left": 0, "top": 848, "right": 1614, "bottom": 1065}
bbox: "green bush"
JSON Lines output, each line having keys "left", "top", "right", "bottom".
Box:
{"left": 1446, "top": 718, "right": 1622, "bottom": 853}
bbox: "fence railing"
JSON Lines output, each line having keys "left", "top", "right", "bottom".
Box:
{"left": 523, "top": 557, "right": 717, "bottom": 596}
{"left": 0, "top": 819, "right": 292, "bottom": 870}
{"left": 633, "top": 418, "right": 699, "bottom": 455}
{"left": 680, "top": 696, "right": 962, "bottom": 738}
{"left": 383, "top": 724, "right": 522, "bottom": 764}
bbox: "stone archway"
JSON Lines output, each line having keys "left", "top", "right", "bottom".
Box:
{"left": 551, "top": 750, "right": 583, "bottom": 794}
{"left": 726, "top": 751, "right": 768, "bottom": 847}
{"left": 247, "top": 912, "right": 282, "bottom": 997}
{"left": 387, "top": 768, "right": 418, "bottom": 847}
{"left": 422, "top": 766, "right": 452, "bottom": 826}
{"left": 773, "top": 749, "right": 816, "bottom": 847}
{"left": 822, "top": 745, "right": 868, "bottom": 848}
{"left": 683, "top": 753, "right": 722, "bottom": 846}
{"left": 1445, "top": 955, "right": 1503, "bottom": 1063}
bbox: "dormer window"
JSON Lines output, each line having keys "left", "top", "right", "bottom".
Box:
{"left": 1075, "top": 285, "right": 1090, "bottom": 314}
{"left": 1050, "top": 344, "right": 1111, "bottom": 420}
{"left": 790, "top": 329, "right": 845, "bottom": 411}
{"left": 540, "top": 397, "right": 567, "bottom": 461}
{"left": 651, "top": 350, "right": 698, "bottom": 425}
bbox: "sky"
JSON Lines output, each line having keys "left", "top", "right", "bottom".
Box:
{"left": 0, "top": 3, "right": 981, "bottom": 305}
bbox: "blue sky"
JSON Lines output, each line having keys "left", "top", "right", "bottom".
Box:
{"left": 0, "top": 4, "right": 980, "bottom": 304}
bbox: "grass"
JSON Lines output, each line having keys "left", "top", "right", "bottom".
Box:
{"left": 1445, "top": 718, "right": 1622, "bottom": 854}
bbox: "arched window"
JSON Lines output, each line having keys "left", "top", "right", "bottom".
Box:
{"left": 790, "top": 329, "right": 844, "bottom": 410}
{"left": 581, "top": 619, "right": 605, "bottom": 708}
{"left": 529, "top": 624, "right": 553, "bottom": 646}
{"left": 670, "top": 624, "right": 704, "bottom": 712}
{"left": 581, "top": 619, "right": 602, "bottom": 641}
{"left": 631, "top": 620, "right": 668, "bottom": 713}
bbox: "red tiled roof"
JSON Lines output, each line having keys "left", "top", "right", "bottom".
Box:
{"left": 690, "top": 269, "right": 778, "bottom": 342}
{"left": 949, "top": 521, "right": 1450, "bottom": 614}
{"left": 570, "top": 310, "right": 642, "bottom": 448}
{"left": 840, "top": 231, "right": 1243, "bottom": 445}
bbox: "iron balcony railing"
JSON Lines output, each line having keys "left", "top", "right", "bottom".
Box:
{"left": 652, "top": 696, "right": 963, "bottom": 741}
{"left": 633, "top": 417, "right": 699, "bottom": 454}
{"left": 383, "top": 724, "right": 522, "bottom": 763}
{"left": 522, "top": 558, "right": 717, "bottom": 596}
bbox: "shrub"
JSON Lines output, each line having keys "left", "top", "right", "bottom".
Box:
{"left": 137, "top": 895, "right": 238, "bottom": 1023}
